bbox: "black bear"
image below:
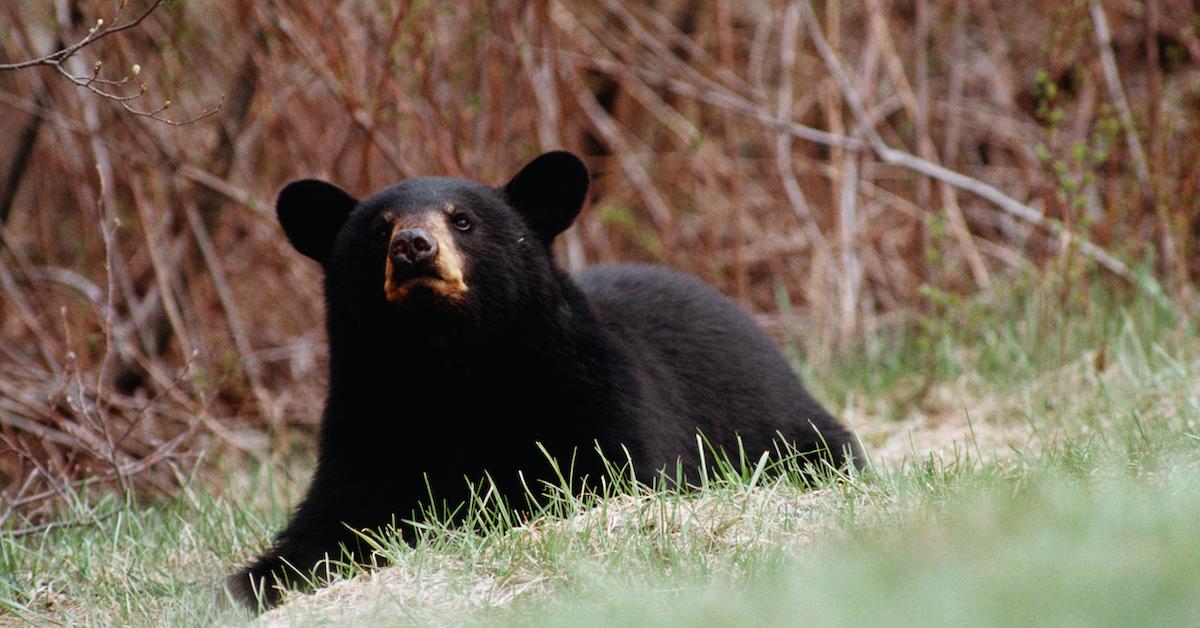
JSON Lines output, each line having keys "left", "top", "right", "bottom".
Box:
{"left": 227, "top": 151, "right": 859, "bottom": 609}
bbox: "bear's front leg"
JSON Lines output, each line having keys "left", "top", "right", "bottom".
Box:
{"left": 225, "top": 461, "right": 398, "bottom": 611}
{"left": 225, "top": 506, "right": 359, "bottom": 610}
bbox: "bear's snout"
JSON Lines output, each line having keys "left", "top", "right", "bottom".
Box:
{"left": 382, "top": 220, "right": 469, "bottom": 304}
{"left": 390, "top": 228, "right": 439, "bottom": 266}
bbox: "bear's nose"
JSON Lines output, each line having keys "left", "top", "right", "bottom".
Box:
{"left": 390, "top": 228, "right": 438, "bottom": 266}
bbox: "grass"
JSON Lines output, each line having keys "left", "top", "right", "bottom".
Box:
{"left": 2, "top": 280, "right": 1198, "bottom": 626}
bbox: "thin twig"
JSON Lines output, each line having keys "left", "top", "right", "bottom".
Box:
{"left": 1089, "top": 1, "right": 1152, "bottom": 188}
{"left": 867, "top": 0, "right": 991, "bottom": 290}
{"left": 5, "top": 508, "right": 121, "bottom": 538}
{"left": 561, "top": 64, "right": 675, "bottom": 234}
{"left": 2, "top": 1, "right": 221, "bottom": 125}
{"left": 512, "top": 5, "right": 587, "bottom": 272}
{"left": 774, "top": 2, "right": 825, "bottom": 248}
{"left": 0, "top": 1, "right": 165, "bottom": 70}
{"left": 181, "top": 198, "right": 275, "bottom": 422}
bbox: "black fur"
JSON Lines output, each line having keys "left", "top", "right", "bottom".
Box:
{"left": 227, "top": 151, "right": 859, "bottom": 609}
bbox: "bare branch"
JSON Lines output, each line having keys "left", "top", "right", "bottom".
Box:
{"left": 774, "top": 2, "right": 825, "bottom": 248}
{"left": 0, "top": 1, "right": 221, "bottom": 125}
{"left": 1089, "top": 1, "right": 1152, "bottom": 188}
{"left": 563, "top": 66, "right": 675, "bottom": 233}
{"left": 797, "top": 0, "right": 1136, "bottom": 283}
{"left": 0, "top": 1, "right": 166, "bottom": 71}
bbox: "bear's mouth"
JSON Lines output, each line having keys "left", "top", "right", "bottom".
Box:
{"left": 385, "top": 269, "right": 440, "bottom": 299}
{"left": 384, "top": 266, "right": 468, "bottom": 305}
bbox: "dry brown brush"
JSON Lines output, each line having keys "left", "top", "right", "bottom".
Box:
{"left": 0, "top": 0, "right": 1197, "bottom": 522}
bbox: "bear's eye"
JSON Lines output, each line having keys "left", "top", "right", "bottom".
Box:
{"left": 451, "top": 213, "right": 472, "bottom": 231}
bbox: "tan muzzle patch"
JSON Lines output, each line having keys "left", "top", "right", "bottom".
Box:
{"left": 383, "top": 212, "right": 469, "bottom": 304}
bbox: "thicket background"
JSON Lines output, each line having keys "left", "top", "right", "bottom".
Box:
{"left": 0, "top": 0, "right": 1197, "bottom": 527}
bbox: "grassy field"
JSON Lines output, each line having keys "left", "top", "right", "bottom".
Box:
{"left": 2, "top": 281, "right": 1198, "bottom": 626}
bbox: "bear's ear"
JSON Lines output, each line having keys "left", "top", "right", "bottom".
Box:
{"left": 502, "top": 151, "right": 589, "bottom": 243}
{"left": 276, "top": 179, "right": 358, "bottom": 264}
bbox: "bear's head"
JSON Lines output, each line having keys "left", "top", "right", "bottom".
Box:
{"left": 276, "top": 151, "right": 589, "bottom": 329}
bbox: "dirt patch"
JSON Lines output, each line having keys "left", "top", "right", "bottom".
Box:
{"left": 257, "top": 557, "right": 526, "bottom": 626}
{"left": 855, "top": 380, "right": 1035, "bottom": 468}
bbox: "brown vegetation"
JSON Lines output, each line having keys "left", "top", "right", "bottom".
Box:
{"left": 0, "top": 0, "right": 1197, "bottom": 524}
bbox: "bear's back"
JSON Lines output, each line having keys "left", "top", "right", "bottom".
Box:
{"left": 573, "top": 264, "right": 851, "bottom": 475}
